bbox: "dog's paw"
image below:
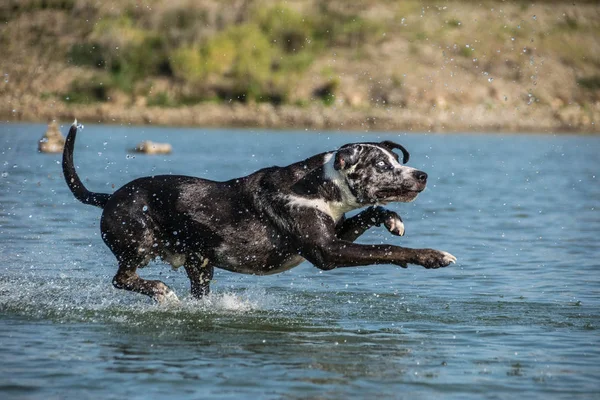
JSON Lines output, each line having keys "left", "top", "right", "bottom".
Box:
{"left": 383, "top": 213, "right": 405, "bottom": 236}
{"left": 419, "top": 249, "right": 457, "bottom": 269}
{"left": 439, "top": 251, "right": 457, "bottom": 266}
{"left": 153, "top": 284, "right": 180, "bottom": 304}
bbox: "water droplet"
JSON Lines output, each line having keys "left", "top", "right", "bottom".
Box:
{"left": 488, "top": 77, "right": 494, "bottom": 82}
{"left": 1, "top": 172, "right": 8, "bottom": 178}
{"left": 532, "top": 15, "right": 537, "bottom": 21}
{"left": 143, "top": 205, "right": 148, "bottom": 212}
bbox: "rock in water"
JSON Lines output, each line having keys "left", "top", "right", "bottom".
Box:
{"left": 38, "top": 121, "right": 65, "bottom": 153}
{"left": 133, "top": 140, "right": 172, "bottom": 155}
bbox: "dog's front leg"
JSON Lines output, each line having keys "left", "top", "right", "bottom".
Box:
{"left": 303, "top": 240, "right": 456, "bottom": 270}
{"left": 184, "top": 259, "right": 214, "bottom": 299}
{"left": 336, "top": 206, "right": 405, "bottom": 242}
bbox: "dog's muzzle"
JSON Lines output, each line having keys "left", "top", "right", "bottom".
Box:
{"left": 374, "top": 169, "right": 428, "bottom": 201}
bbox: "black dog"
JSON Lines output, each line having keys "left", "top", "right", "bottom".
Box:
{"left": 63, "top": 121, "right": 456, "bottom": 302}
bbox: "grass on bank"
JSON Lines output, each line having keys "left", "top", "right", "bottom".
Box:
{"left": 2, "top": 0, "right": 598, "bottom": 110}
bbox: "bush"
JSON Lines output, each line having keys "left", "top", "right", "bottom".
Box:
{"left": 313, "top": 3, "right": 382, "bottom": 47}
{"left": 255, "top": 4, "right": 313, "bottom": 53}
{"left": 313, "top": 78, "right": 340, "bottom": 106}
{"left": 577, "top": 75, "right": 600, "bottom": 90}
{"left": 67, "top": 42, "right": 107, "bottom": 68}
{"left": 228, "top": 25, "right": 273, "bottom": 82}
{"left": 147, "top": 92, "right": 174, "bottom": 107}
{"left": 170, "top": 46, "right": 205, "bottom": 84}
{"left": 199, "top": 32, "right": 238, "bottom": 77}
{"left": 112, "top": 35, "right": 172, "bottom": 80}
{"left": 170, "top": 23, "right": 275, "bottom": 102}
{"left": 63, "top": 79, "right": 110, "bottom": 104}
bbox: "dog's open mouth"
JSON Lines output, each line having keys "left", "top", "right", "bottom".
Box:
{"left": 375, "top": 188, "right": 423, "bottom": 200}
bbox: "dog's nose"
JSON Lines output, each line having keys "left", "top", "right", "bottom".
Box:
{"left": 415, "top": 171, "right": 428, "bottom": 183}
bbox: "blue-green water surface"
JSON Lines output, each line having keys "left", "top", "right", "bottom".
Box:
{"left": 0, "top": 123, "right": 599, "bottom": 399}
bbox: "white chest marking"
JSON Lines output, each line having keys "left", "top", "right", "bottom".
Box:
{"left": 287, "top": 195, "right": 350, "bottom": 222}
{"left": 286, "top": 153, "right": 360, "bottom": 222}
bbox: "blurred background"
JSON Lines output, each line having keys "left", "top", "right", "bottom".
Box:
{"left": 1, "top": 0, "right": 599, "bottom": 133}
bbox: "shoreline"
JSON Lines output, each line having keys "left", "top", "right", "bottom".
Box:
{"left": 3, "top": 0, "right": 599, "bottom": 136}
{"left": 2, "top": 98, "right": 598, "bottom": 134}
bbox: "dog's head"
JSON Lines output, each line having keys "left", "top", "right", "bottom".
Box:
{"left": 331, "top": 141, "right": 427, "bottom": 204}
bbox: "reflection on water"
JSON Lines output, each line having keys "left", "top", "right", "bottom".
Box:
{"left": 0, "top": 123, "right": 599, "bottom": 399}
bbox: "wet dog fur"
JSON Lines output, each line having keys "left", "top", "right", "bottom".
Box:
{"left": 62, "top": 121, "right": 456, "bottom": 302}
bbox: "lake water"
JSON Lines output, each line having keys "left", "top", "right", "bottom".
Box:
{"left": 0, "top": 123, "right": 599, "bottom": 399}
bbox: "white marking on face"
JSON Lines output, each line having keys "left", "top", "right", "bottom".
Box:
{"left": 360, "top": 144, "right": 403, "bottom": 169}
{"left": 380, "top": 147, "right": 403, "bottom": 169}
{"left": 363, "top": 145, "right": 423, "bottom": 190}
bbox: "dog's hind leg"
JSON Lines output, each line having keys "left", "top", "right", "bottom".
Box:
{"left": 335, "top": 206, "right": 405, "bottom": 242}
{"left": 112, "top": 257, "right": 179, "bottom": 303}
{"left": 184, "top": 258, "right": 214, "bottom": 299}
{"left": 102, "top": 207, "right": 179, "bottom": 303}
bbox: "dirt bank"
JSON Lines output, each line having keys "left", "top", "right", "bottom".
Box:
{"left": 1, "top": 0, "right": 599, "bottom": 133}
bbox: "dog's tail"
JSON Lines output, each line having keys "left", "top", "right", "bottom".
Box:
{"left": 62, "top": 120, "right": 111, "bottom": 208}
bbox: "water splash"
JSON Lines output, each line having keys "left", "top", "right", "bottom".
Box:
{"left": 0, "top": 275, "right": 283, "bottom": 325}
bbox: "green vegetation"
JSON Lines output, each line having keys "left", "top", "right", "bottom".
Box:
{"left": 56, "top": 1, "right": 390, "bottom": 106}
{"left": 147, "top": 92, "right": 175, "bottom": 108}
{"left": 578, "top": 76, "right": 600, "bottom": 91}
{"left": 0, "top": 0, "right": 74, "bottom": 21}
{"left": 1, "top": 0, "right": 599, "bottom": 132}
{"left": 58, "top": 4, "right": 297, "bottom": 103}
{"left": 314, "top": 78, "right": 340, "bottom": 106}
{"left": 63, "top": 79, "right": 110, "bottom": 104}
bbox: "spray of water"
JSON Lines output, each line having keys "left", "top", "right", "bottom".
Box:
{"left": 0, "top": 274, "right": 289, "bottom": 325}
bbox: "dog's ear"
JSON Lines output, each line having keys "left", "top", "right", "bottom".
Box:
{"left": 334, "top": 145, "right": 360, "bottom": 170}
{"left": 380, "top": 140, "right": 410, "bottom": 164}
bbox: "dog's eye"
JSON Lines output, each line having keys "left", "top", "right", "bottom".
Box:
{"left": 376, "top": 160, "right": 390, "bottom": 169}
